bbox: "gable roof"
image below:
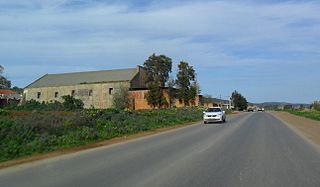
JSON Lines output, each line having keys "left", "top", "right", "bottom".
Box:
{"left": 26, "top": 67, "right": 139, "bottom": 88}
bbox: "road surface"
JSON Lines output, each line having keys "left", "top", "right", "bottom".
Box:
{"left": 1, "top": 112, "right": 320, "bottom": 187}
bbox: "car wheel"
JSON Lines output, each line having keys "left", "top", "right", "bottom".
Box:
{"left": 204, "top": 121, "right": 207, "bottom": 124}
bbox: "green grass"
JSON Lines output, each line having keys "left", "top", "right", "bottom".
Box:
{"left": 0, "top": 108, "right": 203, "bottom": 162}
{"left": 286, "top": 110, "right": 320, "bottom": 121}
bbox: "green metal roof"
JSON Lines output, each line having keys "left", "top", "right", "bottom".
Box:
{"left": 26, "top": 68, "right": 138, "bottom": 88}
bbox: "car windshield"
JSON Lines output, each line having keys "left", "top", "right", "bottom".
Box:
{"left": 206, "top": 108, "right": 221, "bottom": 112}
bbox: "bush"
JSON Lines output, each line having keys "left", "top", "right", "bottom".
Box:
{"left": 112, "top": 85, "right": 130, "bottom": 110}
{"left": 0, "top": 108, "right": 203, "bottom": 162}
{"left": 311, "top": 101, "right": 320, "bottom": 111}
{"left": 4, "top": 96, "right": 83, "bottom": 111}
{"left": 61, "top": 95, "right": 84, "bottom": 111}
{"left": 0, "top": 108, "right": 9, "bottom": 116}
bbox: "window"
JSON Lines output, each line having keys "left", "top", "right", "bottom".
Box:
{"left": 54, "top": 92, "right": 59, "bottom": 98}
{"left": 109, "top": 88, "right": 113, "bottom": 95}
{"left": 89, "top": 90, "right": 93, "bottom": 96}
{"left": 37, "top": 92, "right": 41, "bottom": 99}
{"left": 207, "top": 108, "right": 221, "bottom": 112}
{"left": 71, "top": 90, "right": 75, "bottom": 96}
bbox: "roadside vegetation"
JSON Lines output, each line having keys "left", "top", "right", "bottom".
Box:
{"left": 231, "top": 90, "right": 248, "bottom": 111}
{"left": 285, "top": 109, "right": 320, "bottom": 121}
{"left": 143, "top": 54, "right": 200, "bottom": 108}
{"left": 276, "top": 101, "right": 319, "bottom": 121}
{"left": 0, "top": 101, "right": 202, "bottom": 162}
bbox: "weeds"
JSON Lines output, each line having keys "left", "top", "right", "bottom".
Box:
{"left": 0, "top": 108, "right": 202, "bottom": 162}
{"left": 286, "top": 110, "right": 320, "bottom": 121}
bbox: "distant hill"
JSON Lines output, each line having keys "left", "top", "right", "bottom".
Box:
{"left": 252, "top": 102, "right": 311, "bottom": 108}
{"left": 203, "top": 96, "right": 311, "bottom": 109}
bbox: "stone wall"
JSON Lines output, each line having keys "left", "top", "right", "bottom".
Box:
{"left": 24, "top": 81, "right": 130, "bottom": 108}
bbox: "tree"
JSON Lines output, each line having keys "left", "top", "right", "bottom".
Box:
{"left": 61, "top": 95, "right": 84, "bottom": 110}
{"left": 231, "top": 90, "right": 248, "bottom": 110}
{"left": 0, "top": 65, "right": 11, "bottom": 89}
{"left": 167, "top": 78, "right": 176, "bottom": 108}
{"left": 146, "top": 83, "right": 168, "bottom": 108}
{"left": 311, "top": 101, "right": 320, "bottom": 111}
{"left": 112, "top": 85, "right": 130, "bottom": 110}
{"left": 143, "top": 54, "right": 172, "bottom": 108}
{"left": 11, "top": 86, "right": 23, "bottom": 94}
{"left": 176, "top": 61, "right": 197, "bottom": 106}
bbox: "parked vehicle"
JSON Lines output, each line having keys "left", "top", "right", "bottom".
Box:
{"left": 203, "top": 107, "right": 226, "bottom": 124}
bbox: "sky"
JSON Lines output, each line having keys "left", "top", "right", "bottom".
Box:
{"left": 0, "top": 0, "right": 319, "bottom": 103}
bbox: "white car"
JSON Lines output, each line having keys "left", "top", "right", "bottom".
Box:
{"left": 203, "top": 107, "right": 226, "bottom": 124}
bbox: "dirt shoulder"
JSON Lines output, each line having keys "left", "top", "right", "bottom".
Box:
{"left": 271, "top": 111, "right": 320, "bottom": 145}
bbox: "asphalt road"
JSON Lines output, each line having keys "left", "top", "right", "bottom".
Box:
{"left": 1, "top": 112, "right": 320, "bottom": 187}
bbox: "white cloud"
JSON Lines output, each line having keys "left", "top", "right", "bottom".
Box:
{"left": 1, "top": 1, "right": 319, "bottom": 54}
{"left": 0, "top": 0, "right": 320, "bottom": 96}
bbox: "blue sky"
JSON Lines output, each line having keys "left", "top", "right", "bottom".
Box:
{"left": 0, "top": 0, "right": 319, "bottom": 103}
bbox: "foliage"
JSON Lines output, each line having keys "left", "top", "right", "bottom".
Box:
{"left": 0, "top": 65, "right": 11, "bottom": 89}
{"left": 143, "top": 53, "right": 173, "bottom": 87}
{"left": 5, "top": 99, "right": 63, "bottom": 111}
{"left": 143, "top": 53, "right": 172, "bottom": 108}
{"left": 146, "top": 84, "right": 168, "bottom": 108}
{"left": 0, "top": 108, "right": 203, "bottom": 162}
{"left": 4, "top": 96, "right": 83, "bottom": 111}
{"left": 231, "top": 90, "right": 248, "bottom": 111}
{"left": 61, "top": 95, "right": 84, "bottom": 111}
{"left": 167, "top": 78, "right": 176, "bottom": 108}
{"left": 11, "top": 86, "right": 24, "bottom": 94}
{"left": 284, "top": 105, "right": 293, "bottom": 110}
{"left": 311, "top": 101, "right": 320, "bottom": 111}
{"left": 0, "top": 108, "right": 9, "bottom": 115}
{"left": 286, "top": 109, "right": 320, "bottom": 121}
{"left": 176, "top": 61, "right": 197, "bottom": 106}
{"left": 112, "top": 85, "right": 130, "bottom": 110}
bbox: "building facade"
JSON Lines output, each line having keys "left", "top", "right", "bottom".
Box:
{"left": 24, "top": 66, "right": 147, "bottom": 109}
{"left": 128, "top": 89, "right": 201, "bottom": 110}
{"left": 24, "top": 66, "right": 202, "bottom": 109}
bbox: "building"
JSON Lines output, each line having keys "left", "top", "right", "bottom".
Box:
{"left": 0, "top": 89, "right": 22, "bottom": 107}
{"left": 24, "top": 66, "right": 147, "bottom": 109}
{"left": 129, "top": 89, "right": 201, "bottom": 110}
{"left": 24, "top": 66, "right": 201, "bottom": 109}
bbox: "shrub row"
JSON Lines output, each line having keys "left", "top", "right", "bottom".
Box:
{"left": 3, "top": 96, "right": 83, "bottom": 111}
{"left": 286, "top": 109, "right": 320, "bottom": 121}
{"left": 0, "top": 108, "right": 202, "bottom": 162}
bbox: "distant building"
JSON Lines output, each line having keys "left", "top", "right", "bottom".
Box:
{"left": 24, "top": 66, "right": 147, "bottom": 109}
{"left": 24, "top": 66, "right": 201, "bottom": 109}
{"left": 0, "top": 89, "right": 22, "bottom": 107}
